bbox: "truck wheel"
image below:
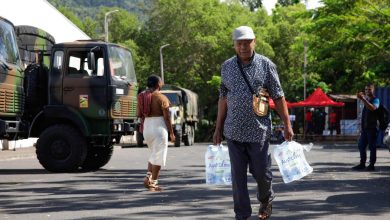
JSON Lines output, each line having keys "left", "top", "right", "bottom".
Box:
{"left": 174, "top": 130, "right": 181, "bottom": 147}
{"left": 24, "top": 64, "right": 43, "bottom": 118}
{"left": 184, "top": 126, "right": 195, "bottom": 146}
{"left": 82, "top": 145, "right": 113, "bottom": 170}
{"left": 136, "top": 132, "right": 144, "bottom": 147}
{"left": 36, "top": 125, "right": 87, "bottom": 172}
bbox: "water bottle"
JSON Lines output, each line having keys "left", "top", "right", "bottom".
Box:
{"left": 213, "top": 145, "right": 223, "bottom": 184}
{"left": 205, "top": 145, "right": 218, "bottom": 184}
{"left": 221, "top": 146, "right": 232, "bottom": 185}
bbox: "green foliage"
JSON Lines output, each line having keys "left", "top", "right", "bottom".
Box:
{"left": 306, "top": 0, "right": 390, "bottom": 92}
{"left": 82, "top": 17, "right": 98, "bottom": 39}
{"left": 239, "top": 0, "right": 263, "bottom": 11}
{"left": 57, "top": 6, "right": 84, "bottom": 30}
{"left": 102, "top": 8, "right": 140, "bottom": 43}
{"left": 49, "top": 0, "right": 390, "bottom": 140}
{"left": 47, "top": 0, "right": 153, "bottom": 21}
{"left": 277, "top": 0, "right": 301, "bottom": 7}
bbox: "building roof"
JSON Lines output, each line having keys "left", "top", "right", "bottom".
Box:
{"left": 0, "top": 0, "right": 90, "bottom": 43}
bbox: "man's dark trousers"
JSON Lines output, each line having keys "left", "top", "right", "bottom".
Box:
{"left": 227, "top": 139, "right": 274, "bottom": 220}
{"left": 358, "top": 129, "right": 378, "bottom": 165}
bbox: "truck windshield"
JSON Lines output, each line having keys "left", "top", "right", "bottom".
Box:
{"left": 0, "top": 19, "right": 20, "bottom": 64}
{"left": 108, "top": 45, "right": 137, "bottom": 84}
{"left": 162, "top": 93, "right": 181, "bottom": 106}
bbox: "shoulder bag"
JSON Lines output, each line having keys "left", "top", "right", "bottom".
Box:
{"left": 237, "top": 61, "right": 269, "bottom": 117}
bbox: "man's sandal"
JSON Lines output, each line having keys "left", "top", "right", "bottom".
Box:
{"left": 258, "top": 201, "right": 272, "bottom": 220}
{"left": 143, "top": 172, "right": 152, "bottom": 188}
{"left": 147, "top": 179, "right": 163, "bottom": 192}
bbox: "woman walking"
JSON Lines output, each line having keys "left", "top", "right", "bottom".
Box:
{"left": 137, "top": 75, "right": 175, "bottom": 191}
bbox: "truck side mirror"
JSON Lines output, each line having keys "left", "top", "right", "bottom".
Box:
{"left": 87, "top": 52, "right": 96, "bottom": 71}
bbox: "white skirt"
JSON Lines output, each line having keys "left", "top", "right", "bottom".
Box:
{"left": 143, "top": 116, "right": 168, "bottom": 166}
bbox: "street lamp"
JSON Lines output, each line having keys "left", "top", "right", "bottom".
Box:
{"left": 159, "top": 44, "right": 170, "bottom": 83}
{"left": 303, "top": 0, "right": 308, "bottom": 100}
{"left": 104, "top": 9, "right": 119, "bottom": 42}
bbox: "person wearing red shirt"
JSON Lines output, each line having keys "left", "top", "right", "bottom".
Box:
{"left": 305, "top": 109, "right": 313, "bottom": 135}
{"left": 329, "top": 110, "right": 337, "bottom": 135}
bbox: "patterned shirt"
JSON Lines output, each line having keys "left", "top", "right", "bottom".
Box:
{"left": 220, "top": 53, "right": 284, "bottom": 143}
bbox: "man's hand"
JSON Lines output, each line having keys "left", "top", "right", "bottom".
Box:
{"left": 213, "top": 129, "right": 222, "bottom": 145}
{"left": 357, "top": 92, "right": 365, "bottom": 100}
{"left": 169, "top": 133, "right": 176, "bottom": 143}
{"left": 213, "top": 97, "right": 227, "bottom": 145}
{"left": 284, "top": 125, "right": 294, "bottom": 142}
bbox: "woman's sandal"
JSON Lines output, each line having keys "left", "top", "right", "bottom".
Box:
{"left": 258, "top": 201, "right": 272, "bottom": 220}
{"left": 143, "top": 172, "right": 152, "bottom": 188}
{"left": 147, "top": 179, "right": 163, "bottom": 192}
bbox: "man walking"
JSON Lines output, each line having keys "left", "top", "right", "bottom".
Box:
{"left": 352, "top": 83, "right": 380, "bottom": 171}
{"left": 213, "top": 26, "right": 293, "bottom": 220}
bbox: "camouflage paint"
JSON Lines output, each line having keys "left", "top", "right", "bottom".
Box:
{"left": 15, "top": 25, "right": 55, "bottom": 70}
{"left": 48, "top": 41, "right": 138, "bottom": 136}
{"left": 0, "top": 17, "right": 24, "bottom": 119}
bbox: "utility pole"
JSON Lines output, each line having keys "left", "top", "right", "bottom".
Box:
{"left": 104, "top": 10, "right": 119, "bottom": 42}
{"left": 303, "top": 0, "right": 309, "bottom": 140}
{"left": 159, "top": 44, "right": 170, "bottom": 83}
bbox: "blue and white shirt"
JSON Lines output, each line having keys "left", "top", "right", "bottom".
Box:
{"left": 220, "top": 53, "right": 284, "bottom": 143}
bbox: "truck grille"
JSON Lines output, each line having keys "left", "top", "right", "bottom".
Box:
{"left": 0, "top": 89, "right": 24, "bottom": 114}
{"left": 112, "top": 98, "right": 137, "bottom": 118}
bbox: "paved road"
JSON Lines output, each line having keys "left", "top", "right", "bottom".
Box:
{"left": 0, "top": 142, "right": 389, "bottom": 219}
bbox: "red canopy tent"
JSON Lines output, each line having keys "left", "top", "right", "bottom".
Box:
{"left": 293, "top": 87, "right": 345, "bottom": 107}
{"left": 269, "top": 98, "right": 295, "bottom": 109}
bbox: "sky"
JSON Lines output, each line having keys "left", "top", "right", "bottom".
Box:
{"left": 263, "top": 0, "right": 323, "bottom": 14}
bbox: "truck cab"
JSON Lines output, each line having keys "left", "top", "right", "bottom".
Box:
{"left": 28, "top": 41, "right": 139, "bottom": 172}
{"left": 0, "top": 17, "right": 139, "bottom": 172}
{"left": 160, "top": 85, "right": 198, "bottom": 147}
{"left": 0, "top": 17, "right": 24, "bottom": 139}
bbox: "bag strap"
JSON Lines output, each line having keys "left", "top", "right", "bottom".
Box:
{"left": 237, "top": 59, "right": 257, "bottom": 95}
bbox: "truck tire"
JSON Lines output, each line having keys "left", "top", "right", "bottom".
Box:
{"left": 36, "top": 124, "right": 87, "bottom": 172}
{"left": 190, "top": 126, "right": 195, "bottom": 145}
{"left": 24, "top": 64, "right": 41, "bottom": 117}
{"left": 174, "top": 130, "right": 181, "bottom": 147}
{"left": 136, "top": 132, "right": 144, "bottom": 147}
{"left": 184, "top": 125, "right": 195, "bottom": 146}
{"left": 82, "top": 145, "right": 113, "bottom": 170}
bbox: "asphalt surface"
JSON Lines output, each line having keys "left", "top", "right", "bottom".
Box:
{"left": 0, "top": 142, "right": 389, "bottom": 220}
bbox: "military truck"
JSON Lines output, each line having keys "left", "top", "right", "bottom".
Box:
{"left": 0, "top": 17, "right": 138, "bottom": 172}
{"left": 161, "top": 85, "right": 198, "bottom": 147}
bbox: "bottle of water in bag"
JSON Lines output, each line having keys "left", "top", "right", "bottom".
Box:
{"left": 221, "top": 146, "right": 232, "bottom": 184}
{"left": 205, "top": 145, "right": 218, "bottom": 184}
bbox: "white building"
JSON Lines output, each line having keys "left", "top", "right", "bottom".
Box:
{"left": 0, "top": 0, "right": 90, "bottom": 43}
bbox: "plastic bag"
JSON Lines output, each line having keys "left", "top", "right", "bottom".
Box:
{"left": 273, "top": 141, "right": 313, "bottom": 183}
{"left": 205, "top": 144, "right": 231, "bottom": 185}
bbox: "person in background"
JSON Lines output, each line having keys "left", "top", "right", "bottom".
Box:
{"left": 329, "top": 109, "right": 337, "bottom": 135}
{"left": 318, "top": 108, "right": 327, "bottom": 135}
{"left": 213, "top": 26, "right": 293, "bottom": 220}
{"left": 305, "top": 109, "right": 313, "bottom": 136}
{"left": 137, "top": 75, "right": 175, "bottom": 191}
{"left": 352, "top": 83, "right": 380, "bottom": 171}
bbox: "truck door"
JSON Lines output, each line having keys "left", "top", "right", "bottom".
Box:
{"left": 61, "top": 48, "right": 109, "bottom": 134}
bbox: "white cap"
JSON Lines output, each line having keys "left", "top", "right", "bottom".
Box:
{"left": 232, "top": 26, "right": 255, "bottom": 40}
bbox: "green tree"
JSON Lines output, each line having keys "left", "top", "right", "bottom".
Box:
{"left": 307, "top": 0, "right": 390, "bottom": 93}
{"left": 277, "top": 0, "right": 300, "bottom": 7}
{"left": 106, "top": 9, "right": 140, "bottom": 43}
{"left": 82, "top": 17, "right": 98, "bottom": 39}
{"left": 58, "top": 6, "right": 85, "bottom": 31}
{"left": 239, "top": 0, "right": 263, "bottom": 11}
{"left": 268, "top": 4, "right": 329, "bottom": 101}
{"left": 136, "top": 0, "right": 274, "bottom": 121}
